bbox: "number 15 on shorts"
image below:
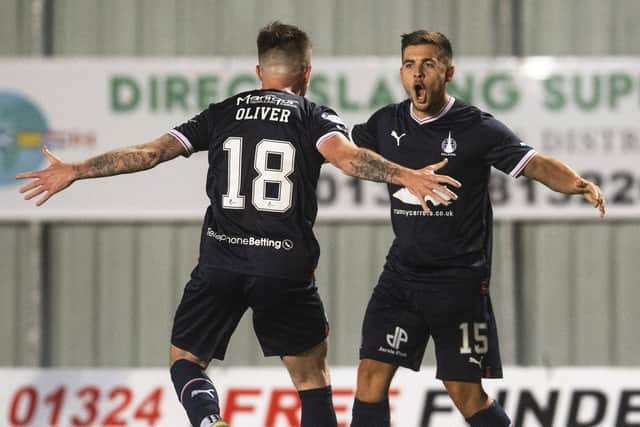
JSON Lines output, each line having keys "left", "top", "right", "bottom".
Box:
{"left": 459, "top": 322, "right": 488, "bottom": 354}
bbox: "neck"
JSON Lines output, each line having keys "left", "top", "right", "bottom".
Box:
{"left": 413, "top": 93, "right": 450, "bottom": 119}
{"left": 260, "top": 76, "right": 305, "bottom": 96}
{"left": 260, "top": 82, "right": 296, "bottom": 95}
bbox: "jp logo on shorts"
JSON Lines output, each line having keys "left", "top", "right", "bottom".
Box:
{"left": 386, "top": 326, "right": 408, "bottom": 350}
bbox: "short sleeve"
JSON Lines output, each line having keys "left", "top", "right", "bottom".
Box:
{"left": 310, "top": 106, "right": 350, "bottom": 150}
{"left": 484, "top": 118, "right": 536, "bottom": 178}
{"left": 169, "top": 105, "right": 215, "bottom": 156}
{"left": 350, "top": 110, "right": 381, "bottom": 152}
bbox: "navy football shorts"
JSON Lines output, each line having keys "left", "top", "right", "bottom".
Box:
{"left": 359, "top": 274, "right": 503, "bottom": 380}
{"left": 171, "top": 264, "right": 329, "bottom": 362}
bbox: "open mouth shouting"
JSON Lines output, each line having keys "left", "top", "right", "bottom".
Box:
{"left": 413, "top": 82, "right": 427, "bottom": 106}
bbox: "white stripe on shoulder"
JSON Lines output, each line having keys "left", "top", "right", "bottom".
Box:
{"left": 509, "top": 149, "right": 537, "bottom": 177}
{"left": 316, "top": 131, "right": 347, "bottom": 149}
{"left": 168, "top": 129, "right": 194, "bottom": 156}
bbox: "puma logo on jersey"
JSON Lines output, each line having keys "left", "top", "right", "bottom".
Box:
{"left": 392, "top": 187, "right": 452, "bottom": 207}
{"left": 390, "top": 130, "right": 406, "bottom": 146}
{"left": 191, "top": 389, "right": 217, "bottom": 399}
{"left": 468, "top": 356, "right": 483, "bottom": 368}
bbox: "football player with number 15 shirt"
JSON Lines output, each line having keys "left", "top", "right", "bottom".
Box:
{"left": 349, "top": 30, "right": 606, "bottom": 427}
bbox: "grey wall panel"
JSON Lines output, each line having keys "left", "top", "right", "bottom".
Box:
{"left": 53, "top": 0, "right": 102, "bottom": 55}
{"left": 6, "top": 0, "right": 640, "bottom": 57}
{"left": 573, "top": 224, "right": 614, "bottom": 364}
{"left": 44, "top": 0, "right": 518, "bottom": 57}
{"left": 519, "top": 222, "right": 629, "bottom": 366}
{"left": 16, "top": 223, "right": 43, "bottom": 366}
{"left": 612, "top": 0, "right": 640, "bottom": 55}
{"left": 136, "top": 224, "right": 179, "bottom": 366}
{"left": 326, "top": 223, "right": 391, "bottom": 365}
{"left": 521, "top": 0, "right": 637, "bottom": 55}
{"left": 333, "top": 0, "right": 414, "bottom": 56}
{"left": 0, "top": 0, "right": 21, "bottom": 55}
{"left": 49, "top": 225, "right": 98, "bottom": 366}
{"left": 137, "top": 0, "right": 180, "bottom": 56}
{"left": 95, "top": 225, "right": 137, "bottom": 366}
{"left": 453, "top": 0, "right": 507, "bottom": 56}
{"left": 520, "top": 224, "right": 574, "bottom": 366}
{"left": 177, "top": 0, "right": 226, "bottom": 56}
{"left": 490, "top": 222, "right": 517, "bottom": 365}
{"left": 97, "top": 0, "right": 141, "bottom": 55}
{"left": 613, "top": 223, "right": 640, "bottom": 365}
{"left": 0, "top": 224, "right": 21, "bottom": 365}
{"left": 0, "top": 0, "right": 43, "bottom": 55}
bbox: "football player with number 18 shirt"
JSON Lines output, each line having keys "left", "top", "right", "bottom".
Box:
{"left": 349, "top": 30, "right": 606, "bottom": 427}
{"left": 16, "top": 23, "right": 461, "bottom": 427}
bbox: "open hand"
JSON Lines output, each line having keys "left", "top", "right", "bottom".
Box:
{"left": 404, "top": 159, "right": 462, "bottom": 213}
{"left": 15, "top": 146, "right": 76, "bottom": 206}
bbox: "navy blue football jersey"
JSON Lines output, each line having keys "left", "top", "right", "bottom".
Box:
{"left": 351, "top": 97, "right": 536, "bottom": 282}
{"left": 170, "top": 89, "right": 348, "bottom": 280}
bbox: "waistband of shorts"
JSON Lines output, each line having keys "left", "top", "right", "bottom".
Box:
{"left": 379, "top": 268, "right": 488, "bottom": 289}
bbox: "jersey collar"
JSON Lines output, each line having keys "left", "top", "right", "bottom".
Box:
{"left": 410, "top": 96, "right": 456, "bottom": 125}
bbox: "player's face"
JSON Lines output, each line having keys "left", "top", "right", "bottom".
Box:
{"left": 400, "top": 44, "right": 453, "bottom": 117}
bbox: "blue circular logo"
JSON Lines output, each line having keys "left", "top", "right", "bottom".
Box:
{"left": 0, "top": 92, "right": 48, "bottom": 185}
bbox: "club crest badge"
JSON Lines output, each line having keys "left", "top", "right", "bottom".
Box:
{"left": 441, "top": 131, "right": 457, "bottom": 157}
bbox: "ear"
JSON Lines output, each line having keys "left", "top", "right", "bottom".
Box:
{"left": 303, "top": 64, "right": 312, "bottom": 82}
{"left": 255, "top": 64, "right": 263, "bottom": 81}
{"left": 445, "top": 64, "right": 455, "bottom": 82}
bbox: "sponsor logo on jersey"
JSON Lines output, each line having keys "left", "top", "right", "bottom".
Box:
{"left": 392, "top": 187, "right": 452, "bottom": 207}
{"left": 206, "top": 227, "right": 294, "bottom": 251}
{"left": 236, "top": 94, "right": 298, "bottom": 107}
{"left": 390, "top": 130, "right": 406, "bottom": 146}
{"left": 441, "top": 131, "right": 457, "bottom": 156}
{"left": 321, "top": 112, "right": 346, "bottom": 126}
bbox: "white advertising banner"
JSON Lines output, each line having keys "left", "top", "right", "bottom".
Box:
{"left": 1, "top": 367, "right": 640, "bottom": 427}
{"left": 1, "top": 58, "right": 639, "bottom": 220}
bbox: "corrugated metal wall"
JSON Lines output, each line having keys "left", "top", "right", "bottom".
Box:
{"left": 2, "top": 0, "right": 640, "bottom": 367}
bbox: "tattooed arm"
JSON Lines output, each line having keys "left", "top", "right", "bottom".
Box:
{"left": 318, "top": 133, "right": 461, "bottom": 212}
{"left": 16, "top": 133, "right": 186, "bottom": 206}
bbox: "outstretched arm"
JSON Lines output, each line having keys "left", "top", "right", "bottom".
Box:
{"left": 522, "top": 153, "right": 606, "bottom": 217}
{"left": 318, "top": 133, "right": 461, "bottom": 212}
{"left": 16, "top": 133, "right": 186, "bottom": 206}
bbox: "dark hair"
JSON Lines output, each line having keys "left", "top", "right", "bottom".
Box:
{"left": 257, "top": 21, "right": 311, "bottom": 66}
{"left": 401, "top": 30, "right": 453, "bottom": 65}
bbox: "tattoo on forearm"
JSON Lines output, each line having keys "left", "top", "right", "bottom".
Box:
{"left": 79, "top": 144, "right": 164, "bottom": 178}
{"left": 350, "top": 150, "right": 400, "bottom": 183}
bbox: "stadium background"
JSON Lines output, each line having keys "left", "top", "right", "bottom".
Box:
{"left": 2, "top": 0, "right": 639, "bottom": 375}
